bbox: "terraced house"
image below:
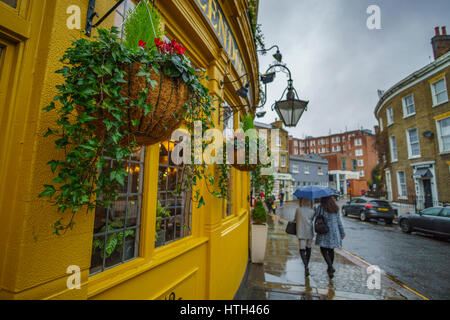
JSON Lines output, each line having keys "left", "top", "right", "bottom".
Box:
{"left": 374, "top": 27, "right": 450, "bottom": 209}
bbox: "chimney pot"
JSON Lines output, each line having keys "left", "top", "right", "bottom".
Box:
{"left": 435, "top": 27, "right": 440, "bottom": 36}
{"left": 442, "top": 26, "right": 447, "bottom": 35}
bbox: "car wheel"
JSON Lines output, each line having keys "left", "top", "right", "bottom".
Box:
{"left": 360, "top": 211, "right": 367, "bottom": 222}
{"left": 400, "top": 219, "right": 412, "bottom": 233}
{"left": 384, "top": 219, "right": 393, "bottom": 225}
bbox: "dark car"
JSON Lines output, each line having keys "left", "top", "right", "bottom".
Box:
{"left": 399, "top": 207, "right": 450, "bottom": 239}
{"left": 342, "top": 198, "right": 396, "bottom": 224}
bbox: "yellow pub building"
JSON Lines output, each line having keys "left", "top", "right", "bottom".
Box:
{"left": 0, "top": 0, "right": 260, "bottom": 299}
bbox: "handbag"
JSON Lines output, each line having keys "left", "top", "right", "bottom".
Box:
{"left": 285, "top": 221, "right": 297, "bottom": 235}
{"left": 314, "top": 206, "right": 329, "bottom": 235}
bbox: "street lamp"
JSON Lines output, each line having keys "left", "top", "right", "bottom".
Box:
{"left": 273, "top": 80, "right": 309, "bottom": 127}
{"left": 258, "top": 45, "right": 283, "bottom": 63}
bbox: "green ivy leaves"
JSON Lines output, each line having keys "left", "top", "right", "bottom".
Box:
{"left": 40, "top": 27, "right": 220, "bottom": 233}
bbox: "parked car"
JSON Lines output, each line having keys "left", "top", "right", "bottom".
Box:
{"left": 342, "top": 198, "right": 396, "bottom": 224}
{"left": 399, "top": 207, "right": 450, "bottom": 239}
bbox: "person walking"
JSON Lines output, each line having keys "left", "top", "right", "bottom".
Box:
{"left": 295, "top": 197, "right": 315, "bottom": 276}
{"left": 279, "top": 191, "right": 285, "bottom": 208}
{"left": 315, "top": 196, "right": 345, "bottom": 279}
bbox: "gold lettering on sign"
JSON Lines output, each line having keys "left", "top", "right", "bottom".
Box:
{"left": 194, "top": 0, "right": 246, "bottom": 77}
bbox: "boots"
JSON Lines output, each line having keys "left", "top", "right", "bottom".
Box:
{"left": 320, "top": 247, "right": 335, "bottom": 278}
{"left": 305, "top": 247, "right": 312, "bottom": 276}
{"left": 299, "top": 249, "right": 310, "bottom": 276}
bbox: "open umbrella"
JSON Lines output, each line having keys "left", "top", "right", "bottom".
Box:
{"left": 293, "top": 185, "right": 335, "bottom": 200}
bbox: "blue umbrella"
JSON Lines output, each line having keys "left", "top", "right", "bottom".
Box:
{"left": 293, "top": 185, "right": 335, "bottom": 200}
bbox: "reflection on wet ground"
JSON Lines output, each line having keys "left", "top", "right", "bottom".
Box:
{"left": 235, "top": 215, "right": 422, "bottom": 300}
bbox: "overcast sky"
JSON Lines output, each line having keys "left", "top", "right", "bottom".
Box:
{"left": 256, "top": 0, "right": 450, "bottom": 138}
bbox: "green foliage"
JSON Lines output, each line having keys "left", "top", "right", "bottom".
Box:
{"left": 123, "top": 0, "right": 163, "bottom": 51}
{"left": 92, "top": 220, "right": 135, "bottom": 258}
{"left": 247, "top": 0, "right": 265, "bottom": 51}
{"left": 252, "top": 200, "right": 267, "bottom": 224}
{"left": 41, "top": 25, "right": 217, "bottom": 234}
{"left": 242, "top": 114, "right": 255, "bottom": 131}
{"left": 155, "top": 200, "right": 170, "bottom": 241}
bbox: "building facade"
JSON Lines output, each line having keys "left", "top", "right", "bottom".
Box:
{"left": 0, "top": 0, "right": 260, "bottom": 300}
{"left": 290, "top": 155, "right": 329, "bottom": 192}
{"left": 254, "top": 120, "right": 293, "bottom": 201}
{"left": 374, "top": 27, "right": 450, "bottom": 208}
{"left": 289, "top": 129, "right": 378, "bottom": 194}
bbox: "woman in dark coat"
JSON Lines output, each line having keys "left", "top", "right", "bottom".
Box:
{"left": 315, "top": 196, "right": 345, "bottom": 279}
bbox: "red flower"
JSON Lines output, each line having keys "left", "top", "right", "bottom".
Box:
{"left": 138, "top": 40, "right": 147, "bottom": 49}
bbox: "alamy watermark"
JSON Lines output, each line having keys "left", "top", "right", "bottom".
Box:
{"left": 367, "top": 5, "right": 382, "bottom": 30}
{"left": 366, "top": 265, "right": 381, "bottom": 290}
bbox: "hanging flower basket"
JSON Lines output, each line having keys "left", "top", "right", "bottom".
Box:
{"left": 232, "top": 149, "right": 258, "bottom": 172}
{"left": 76, "top": 62, "right": 189, "bottom": 146}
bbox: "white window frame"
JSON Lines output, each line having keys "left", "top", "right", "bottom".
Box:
{"left": 431, "top": 77, "right": 449, "bottom": 107}
{"left": 379, "top": 117, "right": 383, "bottom": 131}
{"left": 358, "top": 159, "right": 364, "bottom": 167}
{"left": 436, "top": 116, "right": 450, "bottom": 154}
{"left": 276, "top": 135, "right": 281, "bottom": 147}
{"left": 310, "top": 141, "right": 315, "bottom": 146}
{"left": 355, "top": 149, "right": 363, "bottom": 156}
{"left": 396, "top": 171, "right": 407, "bottom": 200}
{"left": 294, "top": 140, "right": 298, "bottom": 147}
{"left": 354, "top": 139, "right": 362, "bottom": 146}
{"left": 402, "top": 94, "right": 416, "bottom": 118}
{"left": 304, "top": 165, "right": 310, "bottom": 174}
{"left": 294, "top": 148, "right": 299, "bottom": 155}
{"left": 292, "top": 164, "right": 299, "bottom": 173}
{"left": 310, "top": 149, "right": 316, "bottom": 154}
{"left": 318, "top": 166, "right": 323, "bottom": 175}
{"left": 390, "top": 135, "right": 398, "bottom": 162}
{"left": 360, "top": 170, "right": 365, "bottom": 177}
{"left": 387, "top": 106, "right": 394, "bottom": 126}
{"left": 281, "top": 155, "right": 286, "bottom": 168}
{"left": 406, "top": 127, "right": 421, "bottom": 159}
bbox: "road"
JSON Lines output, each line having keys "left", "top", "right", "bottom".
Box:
{"left": 277, "top": 202, "right": 450, "bottom": 300}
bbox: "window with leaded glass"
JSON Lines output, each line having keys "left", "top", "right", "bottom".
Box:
{"left": 0, "top": 0, "right": 18, "bottom": 8}
{"left": 90, "top": 147, "right": 145, "bottom": 275}
{"left": 156, "top": 140, "right": 192, "bottom": 248}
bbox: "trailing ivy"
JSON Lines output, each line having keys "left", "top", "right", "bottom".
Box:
{"left": 40, "top": 27, "right": 217, "bottom": 235}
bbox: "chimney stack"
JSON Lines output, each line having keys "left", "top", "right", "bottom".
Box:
{"left": 431, "top": 26, "right": 450, "bottom": 60}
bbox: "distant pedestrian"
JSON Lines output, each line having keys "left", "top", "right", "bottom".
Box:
{"left": 315, "top": 196, "right": 345, "bottom": 279}
{"left": 279, "top": 191, "right": 285, "bottom": 208}
{"left": 295, "top": 197, "right": 315, "bottom": 276}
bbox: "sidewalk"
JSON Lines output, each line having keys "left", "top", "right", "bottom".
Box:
{"left": 235, "top": 214, "right": 422, "bottom": 300}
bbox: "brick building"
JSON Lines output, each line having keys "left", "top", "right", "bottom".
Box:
{"left": 289, "top": 129, "right": 378, "bottom": 194}
{"left": 374, "top": 27, "right": 450, "bottom": 208}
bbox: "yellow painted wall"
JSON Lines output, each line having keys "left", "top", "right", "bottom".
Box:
{"left": 0, "top": 0, "right": 258, "bottom": 300}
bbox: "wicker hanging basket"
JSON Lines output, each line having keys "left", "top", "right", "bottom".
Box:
{"left": 77, "top": 62, "right": 190, "bottom": 146}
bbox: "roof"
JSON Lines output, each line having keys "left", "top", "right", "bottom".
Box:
{"left": 374, "top": 51, "right": 450, "bottom": 117}
{"left": 254, "top": 121, "right": 288, "bottom": 133}
{"left": 290, "top": 154, "right": 328, "bottom": 164}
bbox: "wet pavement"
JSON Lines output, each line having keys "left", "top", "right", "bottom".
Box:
{"left": 236, "top": 213, "right": 422, "bottom": 300}
{"left": 269, "top": 201, "right": 450, "bottom": 300}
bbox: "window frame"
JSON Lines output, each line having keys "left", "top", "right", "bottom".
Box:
{"left": 402, "top": 94, "right": 416, "bottom": 118}
{"left": 390, "top": 135, "right": 398, "bottom": 163}
{"left": 386, "top": 106, "right": 394, "bottom": 126}
{"left": 355, "top": 149, "right": 363, "bottom": 157}
{"left": 358, "top": 159, "right": 364, "bottom": 167}
{"left": 431, "top": 77, "right": 448, "bottom": 107}
{"left": 406, "top": 127, "right": 421, "bottom": 159}
{"left": 436, "top": 116, "right": 450, "bottom": 154}
{"left": 396, "top": 171, "right": 407, "bottom": 200}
